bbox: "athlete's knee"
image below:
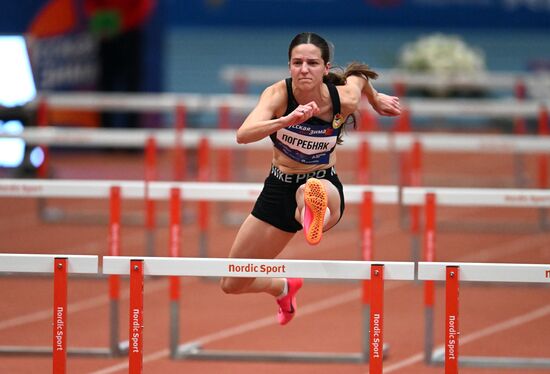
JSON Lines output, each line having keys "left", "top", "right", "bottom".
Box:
{"left": 220, "top": 277, "right": 244, "bottom": 294}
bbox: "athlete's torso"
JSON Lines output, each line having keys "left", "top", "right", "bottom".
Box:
{"left": 270, "top": 78, "right": 343, "bottom": 173}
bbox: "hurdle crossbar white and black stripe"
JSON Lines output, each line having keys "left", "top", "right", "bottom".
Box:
{"left": 418, "top": 262, "right": 550, "bottom": 372}
{"left": 0, "top": 254, "right": 102, "bottom": 371}
{"left": 102, "top": 256, "right": 415, "bottom": 372}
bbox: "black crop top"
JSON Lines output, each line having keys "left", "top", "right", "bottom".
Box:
{"left": 269, "top": 78, "right": 343, "bottom": 165}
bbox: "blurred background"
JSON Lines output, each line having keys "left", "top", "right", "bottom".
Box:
{"left": 0, "top": 0, "right": 549, "bottom": 172}
{"left": 1, "top": 4, "right": 550, "bottom": 373}
{"left": 1, "top": 0, "right": 549, "bottom": 97}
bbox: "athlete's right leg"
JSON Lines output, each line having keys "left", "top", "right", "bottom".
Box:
{"left": 295, "top": 178, "right": 342, "bottom": 245}
{"left": 220, "top": 214, "right": 295, "bottom": 297}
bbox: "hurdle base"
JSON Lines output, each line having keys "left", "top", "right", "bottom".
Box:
{"left": 431, "top": 348, "right": 550, "bottom": 369}
{"left": 0, "top": 341, "right": 128, "bottom": 358}
{"left": 174, "top": 342, "right": 389, "bottom": 364}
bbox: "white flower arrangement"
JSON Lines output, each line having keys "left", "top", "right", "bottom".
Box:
{"left": 398, "top": 33, "right": 486, "bottom": 75}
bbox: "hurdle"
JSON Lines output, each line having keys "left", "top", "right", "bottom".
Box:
{"left": 402, "top": 187, "right": 550, "bottom": 366}
{"left": 12, "top": 94, "right": 550, "bottom": 188}
{"left": 0, "top": 180, "right": 143, "bottom": 357}
{"left": 10, "top": 125, "right": 550, "bottom": 189}
{"left": 0, "top": 254, "right": 98, "bottom": 371}
{"left": 403, "top": 187, "right": 550, "bottom": 232}
{"left": 160, "top": 184, "right": 398, "bottom": 363}
{"left": 102, "top": 256, "right": 415, "bottom": 372}
{"left": 402, "top": 187, "right": 550, "bottom": 262}
{"left": 0, "top": 178, "right": 399, "bottom": 261}
{"left": 220, "top": 65, "right": 550, "bottom": 97}
{"left": 418, "top": 262, "right": 550, "bottom": 371}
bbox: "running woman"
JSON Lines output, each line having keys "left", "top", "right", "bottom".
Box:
{"left": 220, "top": 32, "right": 401, "bottom": 325}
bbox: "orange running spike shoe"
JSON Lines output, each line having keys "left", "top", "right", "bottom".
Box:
{"left": 276, "top": 278, "right": 303, "bottom": 325}
{"left": 303, "top": 178, "right": 328, "bottom": 245}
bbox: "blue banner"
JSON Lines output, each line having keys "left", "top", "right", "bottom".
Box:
{"left": 166, "top": 0, "right": 550, "bottom": 28}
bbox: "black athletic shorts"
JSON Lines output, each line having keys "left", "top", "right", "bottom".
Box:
{"left": 251, "top": 165, "right": 345, "bottom": 233}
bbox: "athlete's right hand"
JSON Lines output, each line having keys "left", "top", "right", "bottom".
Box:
{"left": 284, "top": 101, "right": 320, "bottom": 126}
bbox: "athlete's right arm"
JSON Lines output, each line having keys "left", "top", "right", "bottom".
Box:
{"left": 236, "top": 81, "right": 317, "bottom": 144}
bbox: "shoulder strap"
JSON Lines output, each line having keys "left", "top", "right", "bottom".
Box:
{"left": 326, "top": 82, "right": 341, "bottom": 116}
{"left": 285, "top": 78, "right": 297, "bottom": 110}
{"left": 286, "top": 78, "right": 341, "bottom": 118}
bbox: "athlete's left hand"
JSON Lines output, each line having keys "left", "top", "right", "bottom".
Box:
{"left": 371, "top": 93, "right": 401, "bottom": 116}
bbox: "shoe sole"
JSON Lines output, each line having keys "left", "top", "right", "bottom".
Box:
{"left": 304, "top": 178, "right": 327, "bottom": 245}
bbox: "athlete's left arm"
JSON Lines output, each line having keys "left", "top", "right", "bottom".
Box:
{"left": 342, "top": 76, "right": 401, "bottom": 117}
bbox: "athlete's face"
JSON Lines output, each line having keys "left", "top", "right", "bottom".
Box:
{"left": 289, "top": 43, "right": 329, "bottom": 88}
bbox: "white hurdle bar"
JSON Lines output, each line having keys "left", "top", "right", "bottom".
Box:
{"left": 402, "top": 187, "right": 550, "bottom": 369}
{"left": 102, "top": 256, "right": 415, "bottom": 373}
{"left": 402, "top": 187, "right": 550, "bottom": 262}
{"left": 418, "top": 262, "right": 550, "bottom": 372}
{"left": 0, "top": 178, "right": 398, "bottom": 203}
{"left": 403, "top": 186, "right": 550, "bottom": 271}
{"left": 4, "top": 128, "right": 549, "bottom": 193}
{"left": 6, "top": 127, "right": 550, "bottom": 153}
{"left": 220, "top": 65, "right": 550, "bottom": 97}
{"left": 30, "top": 92, "right": 550, "bottom": 118}
{"left": 403, "top": 186, "right": 550, "bottom": 233}
{"left": 0, "top": 254, "right": 99, "bottom": 371}
{"left": 403, "top": 187, "right": 550, "bottom": 208}
{"left": 102, "top": 257, "right": 414, "bottom": 279}
{"left": 0, "top": 178, "right": 399, "bottom": 270}
{"left": 0, "top": 253, "right": 97, "bottom": 274}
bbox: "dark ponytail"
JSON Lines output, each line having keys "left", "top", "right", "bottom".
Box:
{"left": 324, "top": 61, "right": 378, "bottom": 85}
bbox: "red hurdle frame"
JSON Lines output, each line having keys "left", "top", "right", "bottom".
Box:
{"left": 52, "top": 258, "right": 68, "bottom": 374}
{"left": 445, "top": 266, "right": 460, "bottom": 374}
{"left": 129, "top": 260, "right": 144, "bottom": 374}
{"left": 0, "top": 254, "right": 99, "bottom": 371}
{"left": 123, "top": 189, "right": 395, "bottom": 371}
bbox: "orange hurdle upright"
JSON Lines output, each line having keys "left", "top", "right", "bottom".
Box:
{"left": 369, "top": 264, "right": 385, "bottom": 374}
{"left": 52, "top": 258, "right": 68, "bottom": 374}
{"left": 445, "top": 266, "right": 460, "bottom": 374}
{"left": 144, "top": 136, "right": 157, "bottom": 257}
{"left": 423, "top": 193, "right": 437, "bottom": 364}
{"left": 419, "top": 262, "right": 550, "bottom": 371}
{"left": 129, "top": 260, "right": 144, "bottom": 374}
